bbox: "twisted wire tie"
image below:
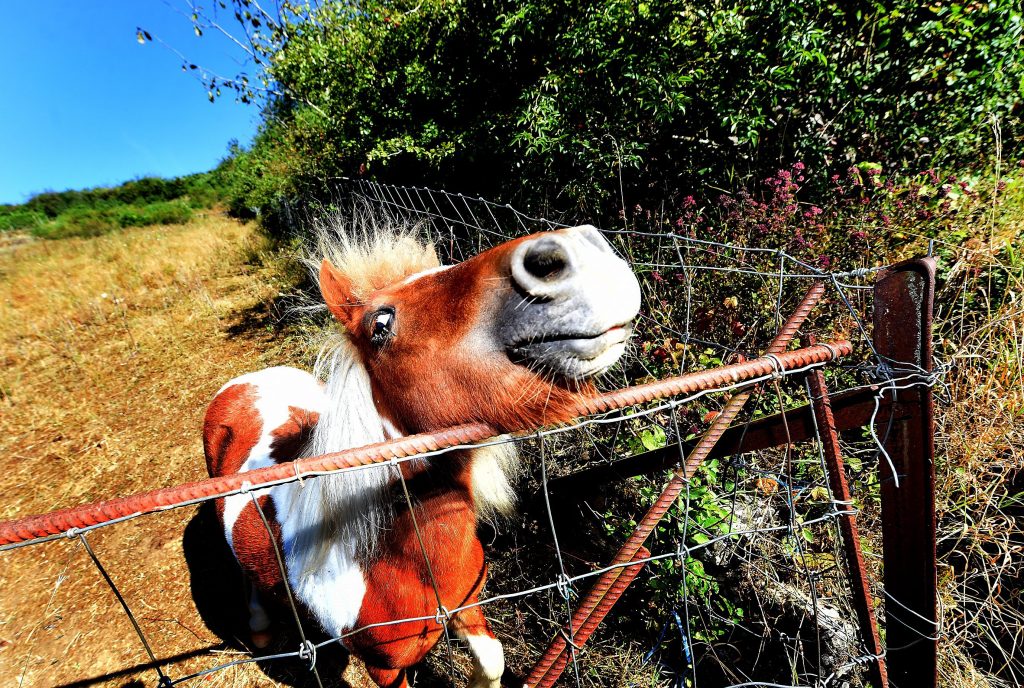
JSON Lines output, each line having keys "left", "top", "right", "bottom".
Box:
{"left": 819, "top": 341, "right": 841, "bottom": 360}
{"left": 851, "top": 651, "right": 886, "bottom": 665}
{"left": 555, "top": 573, "right": 573, "bottom": 601}
{"left": 763, "top": 353, "right": 785, "bottom": 380}
{"left": 298, "top": 639, "right": 317, "bottom": 671}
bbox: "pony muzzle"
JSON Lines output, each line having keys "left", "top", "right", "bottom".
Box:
{"left": 502, "top": 225, "right": 641, "bottom": 379}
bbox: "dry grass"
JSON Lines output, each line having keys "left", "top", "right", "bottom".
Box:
{"left": 932, "top": 206, "right": 1024, "bottom": 688}
{"left": 0, "top": 215, "right": 375, "bottom": 687}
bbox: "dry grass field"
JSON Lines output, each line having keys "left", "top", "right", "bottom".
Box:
{"left": 0, "top": 214, "right": 382, "bottom": 687}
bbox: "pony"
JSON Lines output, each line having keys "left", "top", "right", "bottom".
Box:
{"left": 203, "top": 215, "right": 641, "bottom": 688}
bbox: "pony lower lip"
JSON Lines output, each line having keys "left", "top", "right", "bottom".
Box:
{"left": 512, "top": 324, "right": 631, "bottom": 348}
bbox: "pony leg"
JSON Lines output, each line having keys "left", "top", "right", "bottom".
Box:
{"left": 246, "top": 582, "right": 272, "bottom": 649}
{"left": 453, "top": 607, "right": 505, "bottom": 688}
{"left": 365, "top": 666, "right": 408, "bottom": 688}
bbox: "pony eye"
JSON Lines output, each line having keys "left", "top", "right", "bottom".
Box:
{"left": 370, "top": 309, "right": 395, "bottom": 345}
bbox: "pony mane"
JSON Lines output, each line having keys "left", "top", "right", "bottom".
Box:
{"left": 290, "top": 335, "right": 394, "bottom": 574}
{"left": 306, "top": 209, "right": 440, "bottom": 300}
{"left": 291, "top": 208, "right": 523, "bottom": 574}
{"left": 290, "top": 210, "right": 439, "bottom": 573}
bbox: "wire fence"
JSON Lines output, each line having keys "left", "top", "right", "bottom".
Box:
{"left": 0, "top": 179, "right": 945, "bottom": 688}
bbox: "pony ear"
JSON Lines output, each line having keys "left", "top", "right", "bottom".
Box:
{"left": 319, "top": 259, "right": 361, "bottom": 331}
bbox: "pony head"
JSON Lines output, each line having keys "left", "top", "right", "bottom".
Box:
{"left": 316, "top": 221, "right": 641, "bottom": 433}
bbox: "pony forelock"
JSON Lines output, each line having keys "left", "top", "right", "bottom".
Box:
{"left": 305, "top": 208, "right": 440, "bottom": 302}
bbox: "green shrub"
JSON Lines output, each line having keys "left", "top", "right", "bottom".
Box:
{"left": 193, "top": 0, "right": 1022, "bottom": 221}
{"left": 123, "top": 199, "right": 194, "bottom": 227}
{"left": 0, "top": 208, "right": 46, "bottom": 232}
{"left": 7, "top": 170, "right": 225, "bottom": 240}
{"left": 36, "top": 206, "right": 119, "bottom": 239}
{"left": 30, "top": 199, "right": 195, "bottom": 239}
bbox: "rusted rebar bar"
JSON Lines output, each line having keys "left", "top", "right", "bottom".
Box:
{"left": 525, "top": 548, "right": 650, "bottom": 688}
{"left": 526, "top": 282, "right": 825, "bottom": 687}
{"left": 0, "top": 336, "right": 848, "bottom": 548}
{"left": 805, "top": 336, "right": 888, "bottom": 688}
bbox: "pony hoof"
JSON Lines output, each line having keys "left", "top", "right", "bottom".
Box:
{"left": 250, "top": 630, "right": 273, "bottom": 649}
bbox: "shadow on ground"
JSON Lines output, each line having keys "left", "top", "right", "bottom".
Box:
{"left": 223, "top": 291, "right": 304, "bottom": 343}
{"left": 182, "top": 501, "right": 354, "bottom": 687}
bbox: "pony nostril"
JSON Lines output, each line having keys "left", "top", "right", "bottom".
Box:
{"left": 521, "top": 238, "right": 570, "bottom": 283}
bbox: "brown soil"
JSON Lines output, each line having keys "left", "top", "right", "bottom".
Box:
{"left": 0, "top": 215, "right": 382, "bottom": 687}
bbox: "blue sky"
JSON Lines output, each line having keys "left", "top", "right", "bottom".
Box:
{"left": 0, "top": 1, "right": 261, "bottom": 204}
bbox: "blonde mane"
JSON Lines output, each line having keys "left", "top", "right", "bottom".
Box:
{"left": 292, "top": 208, "right": 520, "bottom": 574}
{"left": 292, "top": 210, "right": 441, "bottom": 573}
{"left": 306, "top": 210, "right": 440, "bottom": 300}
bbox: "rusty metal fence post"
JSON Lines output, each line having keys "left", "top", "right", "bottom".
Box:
{"left": 873, "top": 257, "right": 938, "bottom": 688}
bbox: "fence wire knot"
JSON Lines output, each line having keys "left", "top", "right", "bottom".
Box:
{"left": 819, "top": 341, "right": 842, "bottom": 360}
{"left": 872, "top": 361, "right": 895, "bottom": 381}
{"left": 763, "top": 353, "right": 785, "bottom": 380}
{"left": 239, "top": 480, "right": 253, "bottom": 494}
{"left": 64, "top": 527, "right": 79, "bottom": 539}
{"left": 298, "top": 639, "right": 317, "bottom": 671}
{"left": 434, "top": 605, "right": 451, "bottom": 626}
{"left": 555, "top": 573, "right": 573, "bottom": 600}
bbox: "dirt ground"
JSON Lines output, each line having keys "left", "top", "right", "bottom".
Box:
{"left": 0, "top": 215, "right": 391, "bottom": 687}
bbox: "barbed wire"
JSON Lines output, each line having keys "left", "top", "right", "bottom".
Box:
{"left": 1, "top": 180, "right": 946, "bottom": 688}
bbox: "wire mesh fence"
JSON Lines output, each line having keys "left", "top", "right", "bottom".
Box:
{"left": 0, "top": 180, "right": 944, "bottom": 688}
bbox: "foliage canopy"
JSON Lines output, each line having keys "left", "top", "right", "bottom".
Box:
{"left": 181, "top": 0, "right": 1022, "bottom": 226}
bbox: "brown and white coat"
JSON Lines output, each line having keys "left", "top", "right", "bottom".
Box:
{"left": 203, "top": 221, "right": 640, "bottom": 687}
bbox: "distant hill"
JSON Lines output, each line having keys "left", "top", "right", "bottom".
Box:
{"left": 0, "top": 168, "right": 229, "bottom": 239}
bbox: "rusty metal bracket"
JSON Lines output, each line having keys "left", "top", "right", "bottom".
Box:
{"left": 873, "top": 257, "right": 938, "bottom": 688}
